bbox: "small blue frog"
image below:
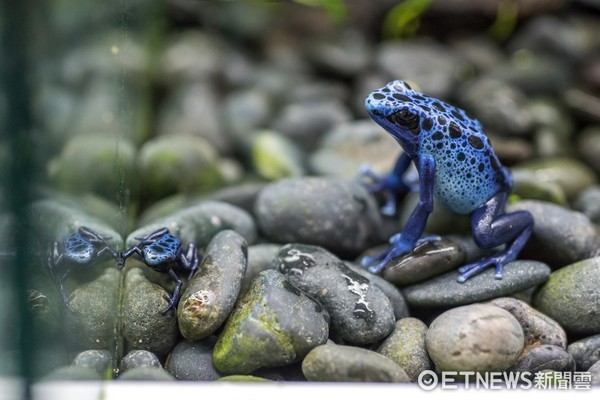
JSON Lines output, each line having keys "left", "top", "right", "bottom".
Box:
{"left": 361, "top": 80, "right": 533, "bottom": 282}
{"left": 47, "top": 226, "right": 118, "bottom": 306}
{"left": 120, "top": 227, "right": 199, "bottom": 314}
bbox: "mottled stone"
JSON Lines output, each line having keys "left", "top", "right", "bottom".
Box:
{"left": 512, "top": 158, "right": 597, "bottom": 201}
{"left": 534, "top": 257, "right": 600, "bottom": 335}
{"left": 251, "top": 130, "right": 305, "bottom": 180}
{"left": 117, "top": 368, "right": 175, "bottom": 381}
{"left": 509, "top": 201, "right": 600, "bottom": 269}
{"left": 426, "top": 304, "right": 524, "bottom": 372}
{"left": 47, "top": 134, "right": 136, "bottom": 200}
{"left": 578, "top": 127, "right": 600, "bottom": 175}
{"left": 131, "top": 200, "right": 257, "bottom": 249}
{"left": 122, "top": 266, "right": 178, "bottom": 356}
{"left": 242, "top": 243, "right": 280, "bottom": 293}
{"left": 255, "top": 177, "right": 383, "bottom": 258}
{"left": 377, "top": 318, "right": 433, "bottom": 381}
{"left": 65, "top": 267, "right": 119, "bottom": 350}
{"left": 381, "top": 238, "right": 467, "bottom": 286}
{"left": 589, "top": 360, "right": 600, "bottom": 385}
{"left": 568, "top": 334, "right": 600, "bottom": 371}
{"left": 72, "top": 350, "right": 112, "bottom": 375}
{"left": 347, "top": 263, "right": 410, "bottom": 320}
{"left": 213, "top": 270, "right": 329, "bottom": 375}
{"left": 137, "top": 134, "right": 227, "bottom": 201}
{"left": 490, "top": 297, "right": 567, "bottom": 349}
{"left": 302, "top": 343, "right": 410, "bottom": 383}
{"left": 574, "top": 185, "right": 600, "bottom": 224}
{"left": 403, "top": 260, "right": 551, "bottom": 307}
{"left": 165, "top": 339, "right": 222, "bottom": 381}
{"left": 120, "top": 350, "right": 161, "bottom": 372}
{"left": 509, "top": 345, "right": 574, "bottom": 374}
{"left": 178, "top": 230, "right": 247, "bottom": 341}
{"left": 276, "top": 244, "right": 395, "bottom": 345}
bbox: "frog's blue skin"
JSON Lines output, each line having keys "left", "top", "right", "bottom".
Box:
{"left": 361, "top": 80, "right": 534, "bottom": 282}
{"left": 47, "top": 226, "right": 118, "bottom": 307}
{"left": 120, "top": 227, "right": 199, "bottom": 314}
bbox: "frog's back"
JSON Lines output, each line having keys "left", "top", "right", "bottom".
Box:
{"left": 415, "top": 96, "right": 511, "bottom": 214}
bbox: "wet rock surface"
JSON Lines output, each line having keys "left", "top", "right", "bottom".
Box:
{"left": 275, "top": 243, "right": 395, "bottom": 345}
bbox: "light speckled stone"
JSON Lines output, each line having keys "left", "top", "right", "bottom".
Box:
{"left": 426, "top": 304, "right": 524, "bottom": 372}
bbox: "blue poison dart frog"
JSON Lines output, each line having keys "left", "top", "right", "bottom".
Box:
{"left": 119, "top": 227, "right": 199, "bottom": 314}
{"left": 47, "top": 226, "right": 118, "bottom": 307}
{"left": 360, "top": 80, "right": 533, "bottom": 282}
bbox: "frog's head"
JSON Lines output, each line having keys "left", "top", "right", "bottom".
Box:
{"left": 365, "top": 80, "right": 423, "bottom": 153}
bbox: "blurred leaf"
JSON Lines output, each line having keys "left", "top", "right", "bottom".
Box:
{"left": 488, "top": 0, "right": 519, "bottom": 43}
{"left": 293, "top": 0, "right": 348, "bottom": 24}
{"left": 383, "top": 0, "right": 432, "bottom": 39}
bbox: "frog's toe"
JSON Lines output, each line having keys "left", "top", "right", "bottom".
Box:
{"left": 457, "top": 258, "right": 505, "bottom": 282}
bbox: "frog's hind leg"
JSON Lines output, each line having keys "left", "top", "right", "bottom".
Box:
{"left": 457, "top": 191, "right": 533, "bottom": 282}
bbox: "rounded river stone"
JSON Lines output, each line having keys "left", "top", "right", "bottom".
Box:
{"left": 567, "top": 334, "right": 600, "bottom": 370}
{"left": 377, "top": 318, "right": 432, "bottom": 381}
{"left": 122, "top": 266, "right": 178, "bottom": 356}
{"left": 403, "top": 260, "right": 551, "bottom": 307}
{"left": 534, "top": 256, "right": 600, "bottom": 335}
{"left": 120, "top": 350, "right": 162, "bottom": 372}
{"left": 178, "top": 230, "right": 247, "bottom": 341}
{"left": 426, "top": 304, "right": 524, "bottom": 372}
{"left": 276, "top": 243, "right": 395, "bottom": 345}
{"left": 165, "top": 339, "right": 222, "bottom": 381}
{"left": 507, "top": 200, "right": 600, "bottom": 269}
{"left": 490, "top": 297, "right": 567, "bottom": 349}
{"left": 508, "top": 345, "right": 574, "bottom": 374}
{"left": 72, "top": 350, "right": 112, "bottom": 375}
{"left": 117, "top": 368, "right": 175, "bottom": 381}
{"left": 302, "top": 343, "right": 410, "bottom": 383}
{"left": 213, "top": 270, "right": 329, "bottom": 375}
{"left": 255, "top": 177, "right": 382, "bottom": 258}
{"left": 381, "top": 238, "right": 467, "bottom": 286}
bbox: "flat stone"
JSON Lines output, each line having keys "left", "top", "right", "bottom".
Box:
{"left": 403, "top": 260, "right": 551, "bottom": 307}
{"left": 567, "top": 334, "right": 600, "bottom": 371}
{"left": 508, "top": 345, "right": 574, "bottom": 374}
{"left": 534, "top": 257, "right": 600, "bottom": 335}
{"left": 426, "top": 304, "right": 524, "bottom": 372}
{"left": 165, "top": 339, "right": 221, "bottom": 381}
{"left": 302, "top": 343, "right": 410, "bottom": 383}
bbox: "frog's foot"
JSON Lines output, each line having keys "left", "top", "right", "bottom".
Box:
{"left": 161, "top": 293, "right": 179, "bottom": 315}
{"left": 359, "top": 164, "right": 408, "bottom": 216}
{"left": 361, "top": 233, "right": 418, "bottom": 274}
{"left": 456, "top": 252, "right": 510, "bottom": 283}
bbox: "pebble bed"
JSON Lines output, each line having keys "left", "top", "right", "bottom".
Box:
{"left": 11, "top": 0, "right": 600, "bottom": 387}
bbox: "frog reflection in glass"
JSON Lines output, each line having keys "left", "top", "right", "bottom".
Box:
{"left": 361, "top": 80, "right": 533, "bottom": 282}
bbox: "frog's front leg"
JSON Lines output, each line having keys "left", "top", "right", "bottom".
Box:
{"left": 178, "top": 243, "right": 199, "bottom": 279}
{"left": 163, "top": 268, "right": 183, "bottom": 314}
{"left": 457, "top": 191, "right": 533, "bottom": 282}
{"left": 360, "top": 152, "right": 413, "bottom": 216}
{"left": 362, "top": 155, "right": 435, "bottom": 273}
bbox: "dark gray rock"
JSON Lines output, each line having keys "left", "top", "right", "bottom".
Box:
{"left": 213, "top": 270, "right": 329, "bottom": 375}
{"left": 375, "top": 38, "right": 468, "bottom": 99}
{"left": 72, "top": 350, "right": 112, "bottom": 375}
{"left": 276, "top": 244, "right": 395, "bottom": 345}
{"left": 381, "top": 238, "right": 467, "bottom": 286}
{"left": 178, "top": 230, "right": 247, "bottom": 341}
{"left": 534, "top": 257, "right": 600, "bottom": 335}
{"left": 347, "top": 263, "right": 410, "bottom": 320}
{"left": 309, "top": 120, "right": 399, "bottom": 179}
{"left": 306, "top": 31, "right": 371, "bottom": 78}
{"left": 377, "top": 318, "right": 432, "bottom": 381}
{"left": 242, "top": 243, "right": 281, "bottom": 293}
{"left": 578, "top": 126, "right": 600, "bottom": 176}
{"left": 574, "top": 185, "right": 600, "bottom": 224}
{"left": 255, "top": 177, "right": 383, "bottom": 258}
{"left": 509, "top": 345, "right": 575, "bottom": 374}
{"left": 403, "top": 260, "right": 551, "bottom": 307}
{"left": 508, "top": 200, "right": 600, "bottom": 269}
{"left": 302, "top": 343, "right": 410, "bottom": 382}
{"left": 567, "top": 334, "right": 600, "bottom": 371}
{"left": 165, "top": 339, "right": 222, "bottom": 381}
{"left": 117, "top": 368, "right": 175, "bottom": 381}
{"left": 589, "top": 360, "right": 600, "bottom": 386}
{"left": 426, "top": 304, "right": 524, "bottom": 372}
{"left": 120, "top": 350, "right": 161, "bottom": 372}
{"left": 490, "top": 297, "right": 567, "bottom": 349}
{"left": 121, "top": 266, "right": 178, "bottom": 356}
{"left": 272, "top": 100, "right": 351, "bottom": 150}
{"left": 221, "top": 88, "right": 272, "bottom": 141}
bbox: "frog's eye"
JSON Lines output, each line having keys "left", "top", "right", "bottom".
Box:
{"left": 388, "top": 108, "right": 421, "bottom": 135}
